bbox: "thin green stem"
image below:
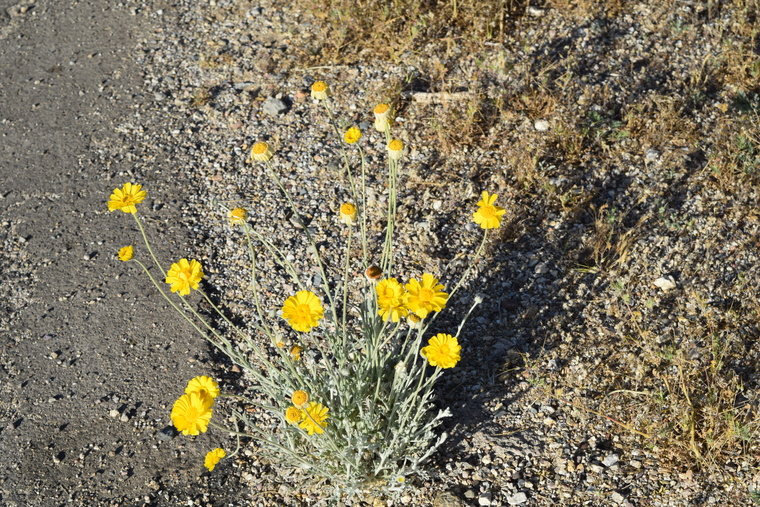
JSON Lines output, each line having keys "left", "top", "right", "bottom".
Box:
{"left": 133, "top": 214, "right": 166, "bottom": 277}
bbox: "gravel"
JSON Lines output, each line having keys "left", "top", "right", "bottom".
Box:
{"left": 2, "top": 0, "right": 757, "bottom": 505}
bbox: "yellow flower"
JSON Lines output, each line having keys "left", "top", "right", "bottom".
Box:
{"left": 420, "top": 333, "right": 461, "bottom": 369}
{"left": 275, "top": 340, "right": 286, "bottom": 349}
{"left": 185, "top": 375, "right": 220, "bottom": 400}
{"left": 291, "top": 390, "right": 309, "bottom": 407}
{"left": 405, "top": 273, "right": 448, "bottom": 319}
{"left": 343, "top": 126, "right": 362, "bottom": 144}
{"left": 376, "top": 278, "right": 408, "bottom": 322}
{"left": 118, "top": 245, "right": 134, "bottom": 262}
{"left": 472, "top": 191, "right": 506, "bottom": 229}
{"left": 339, "top": 202, "right": 357, "bottom": 225}
{"left": 290, "top": 345, "right": 303, "bottom": 361}
{"left": 285, "top": 406, "right": 304, "bottom": 424}
{"left": 373, "top": 103, "right": 391, "bottom": 132}
{"left": 165, "top": 259, "right": 204, "bottom": 296}
{"left": 107, "top": 183, "right": 146, "bottom": 214}
{"left": 299, "top": 402, "right": 329, "bottom": 435}
{"left": 387, "top": 139, "right": 404, "bottom": 161}
{"left": 282, "top": 290, "right": 324, "bottom": 332}
{"left": 171, "top": 391, "right": 213, "bottom": 436}
{"left": 311, "top": 81, "right": 329, "bottom": 100}
{"left": 251, "top": 141, "right": 273, "bottom": 162}
{"left": 228, "top": 207, "right": 247, "bottom": 225}
{"left": 204, "top": 448, "right": 226, "bottom": 472}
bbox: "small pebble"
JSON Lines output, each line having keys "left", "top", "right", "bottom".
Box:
{"left": 507, "top": 492, "right": 527, "bottom": 505}
{"left": 478, "top": 492, "right": 492, "bottom": 506}
{"left": 534, "top": 119, "right": 550, "bottom": 131}
{"left": 603, "top": 453, "right": 620, "bottom": 467}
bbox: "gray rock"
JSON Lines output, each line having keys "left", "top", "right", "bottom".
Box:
{"left": 602, "top": 453, "right": 620, "bottom": 467}
{"left": 262, "top": 96, "right": 288, "bottom": 116}
{"left": 611, "top": 491, "right": 625, "bottom": 504}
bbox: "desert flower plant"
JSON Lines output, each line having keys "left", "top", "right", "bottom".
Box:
{"left": 106, "top": 82, "right": 506, "bottom": 496}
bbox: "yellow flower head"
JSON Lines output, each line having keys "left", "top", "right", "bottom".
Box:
{"left": 108, "top": 183, "right": 146, "bottom": 214}
{"left": 285, "top": 406, "right": 304, "bottom": 424}
{"left": 387, "top": 139, "right": 404, "bottom": 161}
{"left": 421, "top": 333, "right": 461, "bottom": 369}
{"left": 376, "top": 278, "right": 408, "bottom": 322}
{"left": 311, "top": 81, "right": 329, "bottom": 100}
{"left": 251, "top": 141, "right": 274, "bottom": 162}
{"left": 344, "top": 126, "right": 362, "bottom": 144}
{"left": 299, "top": 402, "right": 329, "bottom": 435}
{"left": 291, "top": 390, "right": 309, "bottom": 407}
{"left": 165, "top": 259, "right": 204, "bottom": 296}
{"left": 118, "top": 245, "right": 134, "bottom": 262}
{"left": 290, "top": 345, "right": 303, "bottom": 361}
{"left": 185, "top": 375, "right": 220, "bottom": 400}
{"left": 405, "top": 273, "right": 448, "bottom": 319}
{"left": 282, "top": 290, "right": 324, "bottom": 332}
{"left": 339, "top": 202, "right": 357, "bottom": 225}
{"left": 373, "top": 103, "right": 392, "bottom": 132}
{"left": 171, "top": 391, "right": 213, "bottom": 436}
{"left": 204, "top": 448, "right": 226, "bottom": 472}
{"left": 472, "top": 191, "right": 506, "bottom": 229}
{"left": 228, "top": 207, "right": 247, "bottom": 225}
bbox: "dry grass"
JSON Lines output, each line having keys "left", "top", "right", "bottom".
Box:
{"left": 288, "top": 0, "right": 760, "bottom": 486}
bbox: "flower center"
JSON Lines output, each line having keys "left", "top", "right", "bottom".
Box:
{"left": 418, "top": 288, "right": 434, "bottom": 303}
{"left": 480, "top": 205, "right": 497, "bottom": 218}
{"left": 293, "top": 304, "right": 313, "bottom": 321}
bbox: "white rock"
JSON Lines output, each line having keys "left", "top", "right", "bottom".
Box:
{"left": 527, "top": 6, "right": 545, "bottom": 17}
{"left": 611, "top": 491, "right": 625, "bottom": 504}
{"left": 534, "top": 119, "right": 550, "bottom": 131}
{"left": 653, "top": 276, "right": 676, "bottom": 291}
{"left": 478, "top": 492, "right": 492, "bottom": 506}
{"left": 602, "top": 453, "right": 619, "bottom": 467}
{"left": 507, "top": 492, "right": 527, "bottom": 505}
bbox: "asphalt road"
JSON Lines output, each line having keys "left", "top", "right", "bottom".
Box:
{"left": 0, "top": 2, "right": 242, "bottom": 503}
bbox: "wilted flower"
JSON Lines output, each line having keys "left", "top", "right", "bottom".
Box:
{"left": 185, "top": 375, "right": 220, "bottom": 400}
{"left": 420, "top": 333, "right": 461, "bottom": 369}
{"left": 376, "top": 278, "right": 408, "bottom": 322}
{"left": 166, "top": 259, "right": 204, "bottom": 296}
{"left": 405, "top": 273, "right": 448, "bottom": 318}
{"left": 228, "top": 207, "right": 247, "bottom": 225}
{"left": 407, "top": 313, "right": 423, "bottom": 329}
{"left": 387, "top": 139, "right": 404, "bottom": 161}
{"left": 339, "top": 203, "right": 357, "bottom": 225}
{"left": 291, "top": 390, "right": 309, "bottom": 407}
{"left": 373, "top": 103, "right": 391, "bottom": 132}
{"left": 108, "top": 183, "right": 146, "bottom": 214}
{"left": 343, "top": 126, "right": 362, "bottom": 144}
{"left": 282, "top": 291, "right": 324, "bottom": 332}
{"left": 251, "top": 141, "right": 273, "bottom": 162}
{"left": 204, "top": 448, "right": 226, "bottom": 472}
{"left": 290, "top": 345, "right": 303, "bottom": 361}
{"left": 311, "top": 81, "right": 329, "bottom": 100}
{"left": 365, "top": 265, "right": 383, "bottom": 280}
{"left": 118, "top": 245, "right": 134, "bottom": 262}
{"left": 299, "top": 402, "right": 329, "bottom": 435}
{"left": 171, "top": 391, "right": 213, "bottom": 436}
{"left": 472, "top": 191, "right": 506, "bottom": 229}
